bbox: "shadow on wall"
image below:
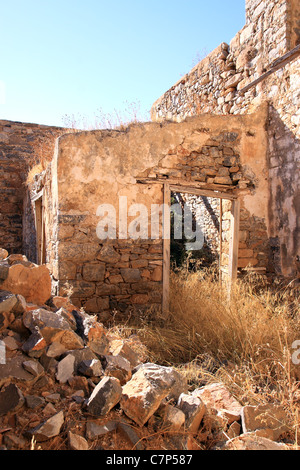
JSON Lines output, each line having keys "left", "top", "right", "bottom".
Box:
{"left": 201, "top": 196, "right": 220, "bottom": 232}
{"left": 170, "top": 192, "right": 219, "bottom": 271}
{"left": 267, "top": 106, "right": 300, "bottom": 277}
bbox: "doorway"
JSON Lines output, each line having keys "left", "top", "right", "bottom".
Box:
{"left": 162, "top": 183, "right": 240, "bottom": 313}
{"left": 33, "top": 192, "right": 46, "bottom": 265}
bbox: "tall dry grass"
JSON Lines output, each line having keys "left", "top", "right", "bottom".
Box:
{"left": 130, "top": 267, "right": 300, "bottom": 442}
{"left": 139, "top": 268, "right": 300, "bottom": 366}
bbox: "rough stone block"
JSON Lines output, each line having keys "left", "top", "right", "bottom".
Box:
{"left": 56, "top": 354, "right": 75, "bottom": 383}
{"left": 0, "top": 383, "right": 25, "bottom": 416}
{"left": 193, "top": 383, "right": 242, "bottom": 417}
{"left": 58, "top": 243, "right": 99, "bottom": 262}
{"left": 0, "top": 249, "right": 8, "bottom": 261}
{"left": 130, "top": 294, "right": 149, "bottom": 304}
{"left": 85, "top": 420, "right": 117, "bottom": 440}
{"left": 177, "top": 393, "right": 206, "bottom": 433}
{"left": 78, "top": 358, "right": 104, "bottom": 377}
{"left": 0, "top": 264, "right": 51, "bottom": 305}
{"left": 120, "top": 364, "right": 179, "bottom": 427}
{"left": 162, "top": 404, "right": 186, "bottom": 431}
{"left": 58, "top": 260, "right": 77, "bottom": 280}
{"left": 224, "top": 433, "right": 288, "bottom": 450}
{"left": 68, "top": 431, "right": 89, "bottom": 451}
{"left": 61, "top": 280, "right": 95, "bottom": 298}
{"left": 97, "top": 245, "right": 120, "bottom": 263}
{"left": 28, "top": 411, "right": 64, "bottom": 442}
{"left": 241, "top": 404, "right": 290, "bottom": 440}
{"left": 103, "top": 354, "right": 132, "bottom": 385}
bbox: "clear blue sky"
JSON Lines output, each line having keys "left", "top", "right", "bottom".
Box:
{"left": 0, "top": 0, "right": 246, "bottom": 128}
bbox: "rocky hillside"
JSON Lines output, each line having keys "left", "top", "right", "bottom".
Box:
{"left": 0, "top": 248, "right": 294, "bottom": 450}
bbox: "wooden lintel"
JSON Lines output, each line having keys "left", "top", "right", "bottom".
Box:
{"left": 228, "top": 199, "right": 240, "bottom": 282}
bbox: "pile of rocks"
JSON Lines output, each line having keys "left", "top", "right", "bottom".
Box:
{"left": 0, "top": 249, "right": 293, "bottom": 450}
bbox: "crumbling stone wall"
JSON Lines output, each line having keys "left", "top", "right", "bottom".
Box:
{"left": 0, "top": 120, "right": 69, "bottom": 260}
{"left": 151, "top": 0, "right": 300, "bottom": 277}
{"left": 42, "top": 109, "right": 269, "bottom": 316}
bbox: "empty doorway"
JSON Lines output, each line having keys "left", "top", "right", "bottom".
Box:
{"left": 162, "top": 183, "right": 240, "bottom": 313}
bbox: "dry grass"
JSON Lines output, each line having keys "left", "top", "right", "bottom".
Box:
{"left": 26, "top": 162, "right": 44, "bottom": 185}
{"left": 123, "top": 267, "right": 300, "bottom": 444}
{"left": 137, "top": 268, "right": 300, "bottom": 366}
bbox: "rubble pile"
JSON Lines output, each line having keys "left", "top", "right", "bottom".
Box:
{"left": 0, "top": 251, "right": 293, "bottom": 450}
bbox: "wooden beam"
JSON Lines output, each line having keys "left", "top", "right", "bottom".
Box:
{"left": 137, "top": 177, "right": 238, "bottom": 198}
{"left": 162, "top": 183, "right": 171, "bottom": 317}
{"left": 219, "top": 198, "right": 223, "bottom": 282}
{"left": 169, "top": 184, "right": 237, "bottom": 200}
{"left": 137, "top": 177, "right": 231, "bottom": 191}
{"left": 239, "top": 44, "right": 300, "bottom": 95}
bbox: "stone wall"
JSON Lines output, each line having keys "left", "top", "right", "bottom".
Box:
{"left": 0, "top": 120, "right": 69, "bottom": 260}
{"left": 151, "top": 0, "right": 300, "bottom": 277}
{"left": 42, "top": 109, "right": 269, "bottom": 316}
{"left": 151, "top": 0, "right": 299, "bottom": 121}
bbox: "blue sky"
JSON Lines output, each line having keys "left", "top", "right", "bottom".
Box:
{"left": 0, "top": 1, "right": 246, "bottom": 128}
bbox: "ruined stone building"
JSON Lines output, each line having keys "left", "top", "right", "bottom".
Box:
{"left": 0, "top": 0, "right": 299, "bottom": 318}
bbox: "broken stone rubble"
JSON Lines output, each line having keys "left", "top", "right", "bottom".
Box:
{"left": 0, "top": 251, "right": 294, "bottom": 450}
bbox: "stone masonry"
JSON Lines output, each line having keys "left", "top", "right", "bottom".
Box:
{"left": 40, "top": 109, "right": 269, "bottom": 316}
{"left": 151, "top": 0, "right": 300, "bottom": 277}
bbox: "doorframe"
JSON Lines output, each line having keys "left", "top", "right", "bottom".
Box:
{"left": 162, "top": 182, "right": 240, "bottom": 315}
